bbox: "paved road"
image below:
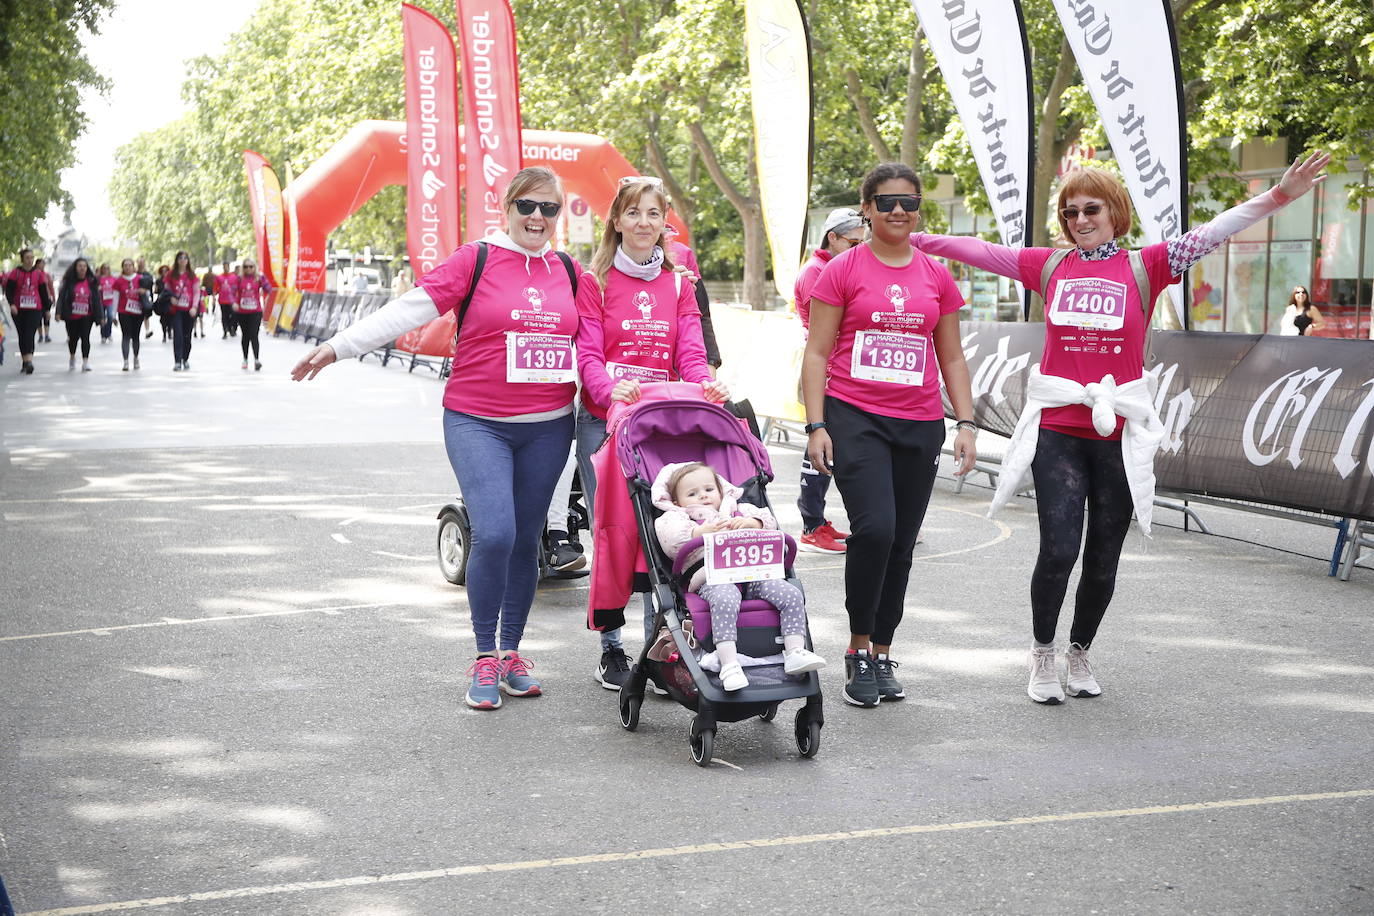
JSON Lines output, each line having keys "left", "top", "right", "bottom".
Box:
{"left": 2, "top": 327, "right": 1372, "bottom": 914}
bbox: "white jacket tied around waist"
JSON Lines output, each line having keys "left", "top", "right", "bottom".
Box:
{"left": 990, "top": 369, "right": 1166, "bottom": 536}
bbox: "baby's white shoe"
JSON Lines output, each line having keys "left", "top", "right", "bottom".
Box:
{"left": 783, "top": 648, "right": 826, "bottom": 675}
{"left": 719, "top": 662, "right": 749, "bottom": 691}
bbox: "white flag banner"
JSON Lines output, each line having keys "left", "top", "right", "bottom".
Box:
{"left": 1051, "top": 0, "right": 1188, "bottom": 326}
{"left": 911, "top": 0, "right": 1034, "bottom": 308}
{"left": 746, "top": 0, "right": 813, "bottom": 302}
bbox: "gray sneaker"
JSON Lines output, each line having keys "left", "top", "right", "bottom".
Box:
{"left": 1027, "top": 646, "right": 1064, "bottom": 704}
{"left": 1065, "top": 644, "right": 1102, "bottom": 697}
{"left": 874, "top": 653, "right": 905, "bottom": 701}
{"left": 843, "top": 650, "right": 880, "bottom": 707}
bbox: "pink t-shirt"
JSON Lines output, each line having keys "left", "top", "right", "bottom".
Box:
{"left": 810, "top": 245, "right": 965, "bottom": 421}
{"left": 1019, "top": 243, "right": 1176, "bottom": 439}
{"left": 166, "top": 272, "right": 199, "bottom": 311}
{"left": 215, "top": 273, "right": 239, "bottom": 304}
{"left": 99, "top": 275, "right": 116, "bottom": 305}
{"left": 113, "top": 275, "right": 143, "bottom": 315}
{"left": 421, "top": 243, "right": 581, "bottom": 418}
{"left": 236, "top": 275, "right": 271, "bottom": 312}
{"left": 793, "top": 248, "right": 833, "bottom": 329}
{"left": 574, "top": 266, "right": 711, "bottom": 420}
{"left": 71, "top": 280, "right": 93, "bottom": 316}
{"left": 10, "top": 268, "right": 44, "bottom": 309}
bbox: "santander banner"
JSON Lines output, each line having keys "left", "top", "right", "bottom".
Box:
{"left": 403, "top": 3, "right": 461, "bottom": 282}
{"left": 242, "top": 150, "right": 285, "bottom": 288}
{"left": 911, "top": 0, "right": 1034, "bottom": 309}
{"left": 456, "top": 0, "right": 524, "bottom": 240}
{"left": 1051, "top": 0, "right": 1188, "bottom": 326}
{"left": 745, "top": 0, "right": 812, "bottom": 303}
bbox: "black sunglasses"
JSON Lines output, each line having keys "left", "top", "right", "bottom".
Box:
{"left": 1060, "top": 203, "right": 1104, "bottom": 221}
{"left": 873, "top": 194, "right": 922, "bottom": 213}
{"left": 513, "top": 199, "right": 562, "bottom": 218}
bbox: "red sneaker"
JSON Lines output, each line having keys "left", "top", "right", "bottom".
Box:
{"left": 818, "top": 520, "right": 849, "bottom": 541}
{"left": 800, "top": 525, "right": 846, "bottom": 554}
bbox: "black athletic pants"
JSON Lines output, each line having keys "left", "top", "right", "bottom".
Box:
{"left": 65, "top": 317, "right": 94, "bottom": 358}
{"left": 119, "top": 314, "right": 143, "bottom": 359}
{"left": 826, "top": 395, "right": 943, "bottom": 645}
{"left": 14, "top": 310, "right": 41, "bottom": 355}
{"left": 1029, "top": 428, "right": 1134, "bottom": 648}
{"left": 238, "top": 312, "right": 262, "bottom": 360}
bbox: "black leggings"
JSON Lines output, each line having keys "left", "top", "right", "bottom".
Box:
{"left": 1029, "top": 428, "right": 1134, "bottom": 648}
{"left": 826, "top": 395, "right": 943, "bottom": 646}
{"left": 65, "top": 317, "right": 94, "bottom": 358}
{"left": 14, "top": 310, "right": 41, "bottom": 355}
{"left": 118, "top": 314, "right": 143, "bottom": 359}
{"left": 239, "top": 312, "right": 262, "bottom": 360}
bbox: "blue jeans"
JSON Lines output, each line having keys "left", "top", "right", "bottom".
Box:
{"left": 171, "top": 310, "right": 194, "bottom": 363}
{"left": 444, "top": 408, "right": 574, "bottom": 653}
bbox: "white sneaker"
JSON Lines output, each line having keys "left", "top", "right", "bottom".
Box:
{"left": 1065, "top": 644, "right": 1102, "bottom": 697}
{"left": 783, "top": 648, "right": 826, "bottom": 675}
{"left": 1027, "top": 646, "right": 1064, "bottom": 704}
{"left": 122, "top": 359, "right": 129, "bottom": 372}
{"left": 68, "top": 356, "right": 76, "bottom": 370}
{"left": 133, "top": 358, "right": 140, "bottom": 370}
{"left": 719, "top": 662, "right": 748, "bottom": 692}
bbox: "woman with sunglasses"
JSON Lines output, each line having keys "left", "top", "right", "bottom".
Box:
{"left": 235, "top": 260, "right": 272, "bottom": 370}
{"left": 575, "top": 176, "right": 727, "bottom": 690}
{"left": 292, "top": 166, "right": 580, "bottom": 712}
{"left": 1280, "top": 286, "right": 1323, "bottom": 336}
{"left": 911, "top": 151, "right": 1330, "bottom": 704}
{"left": 802, "top": 162, "right": 978, "bottom": 709}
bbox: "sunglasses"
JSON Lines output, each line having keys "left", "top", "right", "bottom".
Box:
{"left": 513, "top": 199, "right": 562, "bottom": 218}
{"left": 620, "top": 175, "right": 665, "bottom": 187}
{"left": 873, "top": 194, "right": 922, "bottom": 213}
{"left": 1060, "top": 203, "right": 1104, "bottom": 221}
{"left": 839, "top": 234, "right": 865, "bottom": 247}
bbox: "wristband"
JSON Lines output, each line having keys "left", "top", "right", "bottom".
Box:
{"left": 804, "top": 421, "right": 827, "bottom": 434}
{"left": 955, "top": 419, "right": 978, "bottom": 433}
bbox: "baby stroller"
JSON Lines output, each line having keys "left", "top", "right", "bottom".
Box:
{"left": 606, "top": 383, "right": 824, "bottom": 765}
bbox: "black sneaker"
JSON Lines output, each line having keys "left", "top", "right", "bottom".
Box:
{"left": 545, "top": 530, "right": 587, "bottom": 572}
{"left": 843, "top": 650, "right": 880, "bottom": 707}
{"left": 874, "top": 653, "right": 906, "bottom": 701}
{"left": 595, "top": 646, "right": 632, "bottom": 690}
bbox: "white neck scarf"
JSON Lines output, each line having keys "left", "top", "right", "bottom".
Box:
{"left": 614, "top": 244, "right": 663, "bottom": 281}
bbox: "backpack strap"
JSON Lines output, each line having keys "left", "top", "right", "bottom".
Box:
{"left": 1127, "top": 248, "right": 1152, "bottom": 314}
{"left": 1038, "top": 247, "right": 1074, "bottom": 300}
{"left": 451, "top": 242, "right": 488, "bottom": 349}
{"left": 554, "top": 250, "right": 578, "bottom": 296}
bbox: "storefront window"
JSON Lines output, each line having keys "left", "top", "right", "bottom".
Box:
{"left": 1314, "top": 171, "right": 1366, "bottom": 338}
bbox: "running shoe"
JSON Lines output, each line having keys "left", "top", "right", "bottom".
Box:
{"left": 595, "top": 646, "right": 631, "bottom": 690}
{"left": 173, "top": 362, "right": 182, "bottom": 372}
{"left": 545, "top": 530, "right": 587, "bottom": 572}
{"left": 133, "top": 358, "right": 140, "bottom": 370}
{"left": 254, "top": 360, "right": 262, "bottom": 372}
{"left": 799, "top": 525, "right": 845, "bottom": 554}
{"left": 499, "top": 653, "right": 542, "bottom": 697}
{"left": 843, "top": 650, "right": 880, "bottom": 707}
{"left": 874, "top": 653, "right": 906, "bottom": 700}
{"left": 818, "top": 520, "right": 849, "bottom": 540}
{"left": 68, "top": 356, "right": 75, "bottom": 371}
{"left": 1065, "top": 644, "right": 1102, "bottom": 698}
{"left": 465, "top": 656, "right": 503, "bottom": 710}
{"left": 122, "top": 360, "right": 129, "bottom": 372}
{"left": 1027, "top": 646, "right": 1064, "bottom": 705}
{"left": 241, "top": 360, "right": 248, "bottom": 370}
{"left": 783, "top": 647, "right": 826, "bottom": 675}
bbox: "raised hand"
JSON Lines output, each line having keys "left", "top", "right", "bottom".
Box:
{"left": 1278, "top": 150, "right": 1332, "bottom": 200}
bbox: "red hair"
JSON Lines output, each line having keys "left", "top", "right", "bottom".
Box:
{"left": 1056, "top": 167, "right": 1133, "bottom": 242}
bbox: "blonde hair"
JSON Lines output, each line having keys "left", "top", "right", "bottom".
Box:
{"left": 1056, "top": 166, "right": 1133, "bottom": 242}
{"left": 666, "top": 462, "right": 721, "bottom": 505}
{"left": 589, "top": 179, "right": 675, "bottom": 287}
{"left": 501, "top": 166, "right": 563, "bottom": 212}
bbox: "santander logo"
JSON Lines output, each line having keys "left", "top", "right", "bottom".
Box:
{"left": 482, "top": 153, "right": 507, "bottom": 187}
{"left": 420, "top": 170, "right": 445, "bottom": 200}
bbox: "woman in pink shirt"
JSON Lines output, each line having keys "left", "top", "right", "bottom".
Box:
{"left": 111, "top": 258, "right": 147, "bottom": 371}
{"left": 165, "top": 250, "right": 200, "bottom": 371}
{"left": 573, "top": 176, "right": 727, "bottom": 689}
{"left": 801, "top": 162, "right": 978, "bottom": 709}
{"left": 97, "top": 263, "right": 116, "bottom": 343}
{"left": 234, "top": 260, "right": 273, "bottom": 370}
{"left": 911, "top": 151, "right": 1331, "bottom": 704}
{"left": 56, "top": 257, "right": 100, "bottom": 371}
{"left": 292, "top": 166, "right": 580, "bottom": 711}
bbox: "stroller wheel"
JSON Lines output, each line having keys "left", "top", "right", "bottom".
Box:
{"left": 795, "top": 708, "right": 821, "bottom": 759}
{"left": 436, "top": 507, "right": 470, "bottom": 585}
{"left": 619, "top": 689, "right": 641, "bottom": 731}
{"left": 690, "top": 724, "right": 714, "bottom": 767}
{"left": 759, "top": 703, "right": 779, "bottom": 723}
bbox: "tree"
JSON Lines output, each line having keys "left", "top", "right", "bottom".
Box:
{"left": 0, "top": 0, "right": 112, "bottom": 253}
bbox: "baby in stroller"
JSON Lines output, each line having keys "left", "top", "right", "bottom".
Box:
{"left": 653, "top": 461, "right": 826, "bottom": 691}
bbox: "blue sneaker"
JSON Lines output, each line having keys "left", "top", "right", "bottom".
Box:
{"left": 465, "top": 656, "right": 503, "bottom": 710}
{"left": 500, "top": 653, "right": 542, "bottom": 697}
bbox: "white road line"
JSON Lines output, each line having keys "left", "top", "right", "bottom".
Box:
{"left": 330, "top": 533, "right": 350, "bottom": 544}
{"left": 712, "top": 758, "right": 744, "bottom": 771}
{"left": 23, "top": 789, "right": 1374, "bottom": 915}
{"left": 799, "top": 506, "right": 1012, "bottom": 572}
{"left": 0, "top": 603, "right": 402, "bottom": 643}
{"left": 372, "top": 551, "right": 430, "bottom": 561}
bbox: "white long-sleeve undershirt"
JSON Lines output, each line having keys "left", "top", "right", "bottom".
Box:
{"left": 325, "top": 285, "right": 440, "bottom": 360}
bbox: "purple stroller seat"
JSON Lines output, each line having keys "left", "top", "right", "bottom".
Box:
{"left": 683, "top": 594, "right": 780, "bottom": 643}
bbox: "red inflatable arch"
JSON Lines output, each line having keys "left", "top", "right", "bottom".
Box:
{"left": 283, "top": 119, "right": 689, "bottom": 295}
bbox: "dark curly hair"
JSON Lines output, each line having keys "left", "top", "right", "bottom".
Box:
{"left": 860, "top": 162, "right": 922, "bottom": 204}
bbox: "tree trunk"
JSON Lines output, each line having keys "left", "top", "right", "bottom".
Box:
{"left": 687, "top": 118, "right": 769, "bottom": 310}
{"left": 1028, "top": 38, "right": 1083, "bottom": 320}
{"left": 845, "top": 68, "right": 893, "bottom": 163}
{"left": 898, "top": 25, "right": 925, "bottom": 170}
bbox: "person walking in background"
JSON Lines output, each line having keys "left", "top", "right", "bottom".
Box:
{"left": 165, "top": 251, "right": 200, "bottom": 370}
{"left": 794, "top": 207, "right": 865, "bottom": 555}
{"left": 35, "top": 257, "right": 55, "bottom": 343}
{"left": 97, "top": 263, "right": 116, "bottom": 344}
{"left": 5, "top": 248, "right": 52, "bottom": 374}
{"left": 197, "top": 265, "right": 214, "bottom": 338}
{"left": 137, "top": 257, "right": 156, "bottom": 339}
{"left": 1279, "top": 285, "right": 1323, "bottom": 336}
{"left": 234, "top": 259, "right": 271, "bottom": 371}
{"left": 214, "top": 261, "right": 239, "bottom": 338}
{"left": 911, "top": 151, "right": 1330, "bottom": 704}
{"left": 57, "top": 257, "right": 100, "bottom": 372}
{"left": 112, "top": 258, "right": 145, "bottom": 371}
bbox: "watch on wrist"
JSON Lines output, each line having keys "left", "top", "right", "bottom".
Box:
{"left": 804, "top": 421, "right": 827, "bottom": 434}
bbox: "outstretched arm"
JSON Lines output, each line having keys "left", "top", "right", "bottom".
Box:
{"left": 909, "top": 232, "right": 1021, "bottom": 280}
{"left": 1167, "top": 150, "right": 1330, "bottom": 276}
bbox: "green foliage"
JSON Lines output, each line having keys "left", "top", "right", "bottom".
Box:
{"left": 0, "top": 0, "right": 113, "bottom": 252}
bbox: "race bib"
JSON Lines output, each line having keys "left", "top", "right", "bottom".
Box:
{"left": 607, "top": 361, "right": 669, "bottom": 383}
{"left": 703, "top": 528, "right": 786, "bottom": 586}
{"left": 18, "top": 295, "right": 38, "bottom": 310}
{"left": 1049, "top": 277, "right": 1129, "bottom": 331}
{"left": 506, "top": 333, "right": 575, "bottom": 383}
{"left": 851, "top": 330, "right": 928, "bottom": 386}
{"left": 72, "top": 300, "right": 90, "bottom": 317}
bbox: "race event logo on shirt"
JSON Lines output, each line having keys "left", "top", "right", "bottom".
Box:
{"left": 508, "top": 284, "right": 564, "bottom": 331}
{"left": 620, "top": 290, "right": 670, "bottom": 336}
{"left": 869, "top": 284, "right": 925, "bottom": 328}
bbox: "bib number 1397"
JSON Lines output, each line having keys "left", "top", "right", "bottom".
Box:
{"left": 506, "top": 333, "right": 575, "bottom": 383}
